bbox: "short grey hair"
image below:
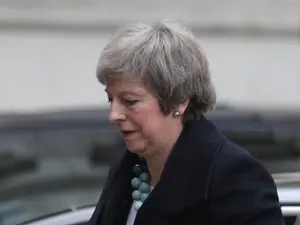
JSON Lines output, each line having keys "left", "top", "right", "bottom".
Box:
{"left": 96, "top": 19, "right": 216, "bottom": 122}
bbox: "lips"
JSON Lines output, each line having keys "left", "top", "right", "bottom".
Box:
{"left": 121, "top": 130, "right": 137, "bottom": 139}
{"left": 122, "top": 130, "right": 136, "bottom": 135}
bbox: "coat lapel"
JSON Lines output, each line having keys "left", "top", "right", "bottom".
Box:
{"left": 134, "top": 117, "right": 226, "bottom": 225}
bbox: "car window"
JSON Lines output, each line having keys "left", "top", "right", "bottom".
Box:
{"left": 0, "top": 121, "right": 123, "bottom": 158}
{"left": 0, "top": 113, "right": 119, "bottom": 224}
{"left": 222, "top": 130, "right": 300, "bottom": 172}
{"left": 209, "top": 113, "right": 300, "bottom": 174}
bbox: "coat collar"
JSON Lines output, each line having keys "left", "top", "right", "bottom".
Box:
{"left": 137, "top": 117, "right": 226, "bottom": 214}
{"left": 98, "top": 116, "right": 227, "bottom": 225}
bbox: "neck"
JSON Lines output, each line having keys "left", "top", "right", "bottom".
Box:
{"left": 144, "top": 123, "right": 183, "bottom": 186}
{"left": 145, "top": 150, "right": 169, "bottom": 186}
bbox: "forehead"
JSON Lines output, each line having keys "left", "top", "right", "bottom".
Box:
{"left": 105, "top": 76, "right": 147, "bottom": 94}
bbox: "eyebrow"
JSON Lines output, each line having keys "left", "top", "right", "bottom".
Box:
{"left": 105, "top": 89, "right": 144, "bottom": 97}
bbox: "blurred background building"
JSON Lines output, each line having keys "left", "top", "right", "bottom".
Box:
{"left": 0, "top": 0, "right": 299, "bottom": 113}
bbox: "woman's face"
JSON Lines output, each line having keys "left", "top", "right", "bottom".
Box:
{"left": 105, "top": 77, "right": 185, "bottom": 157}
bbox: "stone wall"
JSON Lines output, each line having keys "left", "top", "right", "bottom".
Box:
{"left": 0, "top": 0, "right": 299, "bottom": 112}
{"left": 0, "top": 0, "right": 298, "bottom": 34}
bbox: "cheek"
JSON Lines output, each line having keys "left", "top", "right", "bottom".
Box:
{"left": 130, "top": 99, "right": 164, "bottom": 133}
{"left": 127, "top": 114, "right": 157, "bottom": 139}
{"left": 140, "top": 116, "right": 166, "bottom": 139}
{"left": 132, "top": 116, "right": 152, "bottom": 133}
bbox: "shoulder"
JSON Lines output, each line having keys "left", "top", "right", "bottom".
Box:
{"left": 214, "top": 139, "right": 272, "bottom": 181}
{"left": 207, "top": 140, "right": 284, "bottom": 224}
{"left": 217, "top": 139, "right": 264, "bottom": 168}
{"left": 211, "top": 138, "right": 276, "bottom": 192}
{"left": 182, "top": 118, "right": 275, "bottom": 189}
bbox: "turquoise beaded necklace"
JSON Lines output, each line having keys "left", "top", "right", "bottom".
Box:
{"left": 131, "top": 162, "right": 151, "bottom": 210}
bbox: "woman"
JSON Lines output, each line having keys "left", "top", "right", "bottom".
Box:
{"left": 89, "top": 20, "right": 284, "bottom": 225}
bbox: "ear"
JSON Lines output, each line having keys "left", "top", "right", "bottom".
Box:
{"left": 177, "top": 100, "right": 189, "bottom": 116}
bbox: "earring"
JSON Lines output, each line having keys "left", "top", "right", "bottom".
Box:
{"left": 173, "top": 111, "right": 180, "bottom": 117}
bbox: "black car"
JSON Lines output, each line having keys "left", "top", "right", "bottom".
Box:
{"left": 0, "top": 106, "right": 300, "bottom": 225}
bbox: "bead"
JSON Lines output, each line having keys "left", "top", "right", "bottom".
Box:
{"left": 134, "top": 201, "right": 143, "bottom": 210}
{"left": 131, "top": 163, "right": 152, "bottom": 210}
{"left": 140, "top": 193, "right": 149, "bottom": 202}
{"left": 132, "top": 164, "right": 142, "bottom": 175}
{"left": 140, "top": 172, "right": 150, "bottom": 182}
{"left": 132, "top": 190, "right": 141, "bottom": 200}
{"left": 139, "top": 182, "right": 150, "bottom": 193}
{"left": 131, "top": 177, "right": 141, "bottom": 189}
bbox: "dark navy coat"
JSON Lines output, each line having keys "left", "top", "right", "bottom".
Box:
{"left": 89, "top": 117, "right": 285, "bottom": 225}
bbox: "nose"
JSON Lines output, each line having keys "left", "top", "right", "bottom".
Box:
{"left": 109, "top": 100, "right": 127, "bottom": 123}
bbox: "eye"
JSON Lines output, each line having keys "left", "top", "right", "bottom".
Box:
{"left": 123, "top": 99, "right": 138, "bottom": 106}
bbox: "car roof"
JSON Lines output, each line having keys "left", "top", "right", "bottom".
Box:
{"left": 18, "top": 206, "right": 95, "bottom": 225}
{"left": 19, "top": 199, "right": 300, "bottom": 225}
{"left": 278, "top": 186, "right": 300, "bottom": 204}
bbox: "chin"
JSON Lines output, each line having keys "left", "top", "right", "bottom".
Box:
{"left": 126, "top": 143, "right": 147, "bottom": 156}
